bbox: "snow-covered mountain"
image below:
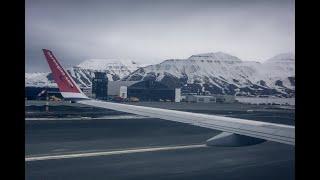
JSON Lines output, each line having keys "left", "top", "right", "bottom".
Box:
{"left": 25, "top": 59, "right": 145, "bottom": 88}
{"left": 25, "top": 52, "right": 295, "bottom": 97}
{"left": 25, "top": 72, "right": 57, "bottom": 87}
{"left": 123, "top": 52, "right": 295, "bottom": 97}
{"left": 77, "top": 59, "right": 141, "bottom": 73}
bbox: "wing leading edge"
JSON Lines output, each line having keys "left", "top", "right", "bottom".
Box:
{"left": 43, "top": 49, "right": 295, "bottom": 146}
{"left": 78, "top": 99, "right": 295, "bottom": 146}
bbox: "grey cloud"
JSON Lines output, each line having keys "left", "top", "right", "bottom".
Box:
{"left": 26, "top": 0, "right": 294, "bottom": 72}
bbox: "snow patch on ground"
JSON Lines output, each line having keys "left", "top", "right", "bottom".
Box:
{"left": 236, "top": 97, "right": 295, "bottom": 106}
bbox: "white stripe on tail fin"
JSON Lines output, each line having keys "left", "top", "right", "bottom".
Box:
{"left": 42, "top": 49, "right": 88, "bottom": 100}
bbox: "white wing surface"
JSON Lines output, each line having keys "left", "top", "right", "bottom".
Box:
{"left": 78, "top": 99, "right": 295, "bottom": 145}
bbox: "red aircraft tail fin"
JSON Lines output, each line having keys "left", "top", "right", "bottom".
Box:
{"left": 42, "top": 49, "right": 88, "bottom": 99}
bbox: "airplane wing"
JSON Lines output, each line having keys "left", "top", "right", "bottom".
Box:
{"left": 42, "top": 49, "right": 295, "bottom": 146}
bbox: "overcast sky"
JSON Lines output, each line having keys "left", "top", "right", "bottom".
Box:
{"left": 26, "top": 0, "right": 294, "bottom": 73}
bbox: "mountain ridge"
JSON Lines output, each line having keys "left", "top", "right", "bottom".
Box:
{"left": 25, "top": 52, "right": 295, "bottom": 97}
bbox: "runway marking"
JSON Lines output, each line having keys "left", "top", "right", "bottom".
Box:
{"left": 25, "top": 144, "right": 207, "bottom": 162}
{"left": 25, "top": 115, "right": 148, "bottom": 121}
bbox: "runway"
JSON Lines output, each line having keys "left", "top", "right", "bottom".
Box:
{"left": 25, "top": 101, "right": 295, "bottom": 180}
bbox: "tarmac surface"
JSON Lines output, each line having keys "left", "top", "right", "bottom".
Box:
{"left": 25, "top": 101, "right": 295, "bottom": 180}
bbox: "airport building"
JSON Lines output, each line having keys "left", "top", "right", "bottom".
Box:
{"left": 215, "top": 94, "right": 236, "bottom": 103}
{"left": 107, "top": 80, "right": 181, "bottom": 102}
{"left": 107, "top": 81, "right": 139, "bottom": 98}
{"left": 185, "top": 94, "right": 236, "bottom": 103}
{"left": 127, "top": 80, "right": 180, "bottom": 102}
{"left": 185, "top": 95, "right": 216, "bottom": 103}
{"left": 92, "top": 72, "right": 108, "bottom": 100}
